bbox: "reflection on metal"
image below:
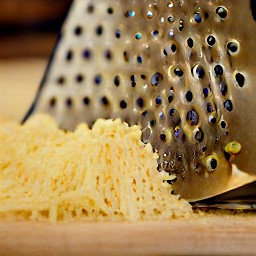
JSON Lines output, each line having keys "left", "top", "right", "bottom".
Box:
{"left": 191, "top": 181, "right": 256, "bottom": 210}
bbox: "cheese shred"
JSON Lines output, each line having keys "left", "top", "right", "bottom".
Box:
{"left": 0, "top": 115, "right": 191, "bottom": 222}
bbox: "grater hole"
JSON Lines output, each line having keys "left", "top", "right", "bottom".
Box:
{"left": 115, "top": 29, "right": 121, "bottom": 38}
{"left": 87, "top": 4, "right": 94, "bottom": 13}
{"left": 220, "top": 120, "right": 227, "bottom": 129}
{"left": 206, "top": 103, "right": 214, "bottom": 113}
{"left": 193, "top": 64, "right": 205, "bottom": 79}
{"left": 136, "top": 97, "right": 144, "bottom": 108}
{"left": 66, "top": 49, "right": 73, "bottom": 61}
{"left": 235, "top": 72, "right": 245, "bottom": 87}
{"left": 94, "top": 74, "right": 102, "bottom": 85}
{"left": 83, "top": 97, "right": 90, "bottom": 106}
{"left": 214, "top": 65, "right": 223, "bottom": 77}
{"left": 186, "top": 109, "right": 199, "bottom": 125}
{"left": 187, "top": 38, "right": 194, "bottom": 48}
{"left": 95, "top": 25, "right": 103, "bottom": 36}
{"left": 174, "top": 68, "right": 183, "bottom": 77}
{"left": 195, "top": 128, "right": 204, "bottom": 142}
{"left": 105, "top": 49, "right": 113, "bottom": 60}
{"left": 216, "top": 6, "right": 228, "bottom": 19}
{"left": 185, "top": 91, "right": 193, "bottom": 102}
{"left": 74, "top": 26, "right": 83, "bottom": 36}
{"left": 75, "top": 74, "right": 84, "bottom": 83}
{"left": 219, "top": 81, "right": 228, "bottom": 96}
{"left": 83, "top": 48, "right": 92, "bottom": 59}
{"left": 155, "top": 96, "right": 162, "bottom": 106}
{"left": 101, "top": 96, "right": 109, "bottom": 106}
{"left": 114, "top": 76, "right": 120, "bottom": 86}
{"left": 120, "top": 100, "right": 127, "bottom": 109}
{"left": 56, "top": 76, "right": 65, "bottom": 85}
{"left": 66, "top": 97, "right": 73, "bottom": 108}
{"left": 194, "top": 13, "right": 202, "bottom": 23}
{"left": 227, "top": 40, "right": 240, "bottom": 55}
{"left": 107, "top": 7, "right": 114, "bottom": 14}
{"left": 49, "top": 97, "right": 57, "bottom": 108}
{"left": 151, "top": 72, "right": 163, "bottom": 86}
{"left": 224, "top": 99, "right": 233, "bottom": 111}
{"left": 206, "top": 35, "right": 216, "bottom": 47}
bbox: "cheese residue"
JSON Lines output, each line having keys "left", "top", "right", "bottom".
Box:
{"left": 0, "top": 115, "right": 192, "bottom": 222}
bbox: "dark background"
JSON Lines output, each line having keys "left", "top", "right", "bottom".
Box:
{"left": 0, "top": 0, "right": 72, "bottom": 58}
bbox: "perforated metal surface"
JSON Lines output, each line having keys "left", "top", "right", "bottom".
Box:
{"left": 24, "top": 0, "right": 256, "bottom": 200}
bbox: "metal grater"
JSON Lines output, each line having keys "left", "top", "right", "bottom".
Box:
{"left": 23, "top": 0, "right": 256, "bottom": 201}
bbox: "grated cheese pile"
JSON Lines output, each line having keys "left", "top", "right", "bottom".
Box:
{"left": 0, "top": 115, "right": 192, "bottom": 222}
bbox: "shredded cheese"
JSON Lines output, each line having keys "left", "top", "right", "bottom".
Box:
{"left": 0, "top": 115, "right": 192, "bottom": 222}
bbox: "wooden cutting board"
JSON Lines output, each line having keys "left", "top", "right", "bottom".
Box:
{"left": 1, "top": 59, "right": 256, "bottom": 256}
{"left": 1, "top": 215, "right": 256, "bottom": 256}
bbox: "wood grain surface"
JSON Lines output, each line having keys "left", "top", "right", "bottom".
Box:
{"left": 1, "top": 215, "right": 256, "bottom": 256}
{"left": 0, "top": 59, "right": 256, "bottom": 256}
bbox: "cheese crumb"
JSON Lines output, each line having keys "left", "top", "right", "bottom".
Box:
{"left": 0, "top": 115, "right": 192, "bottom": 222}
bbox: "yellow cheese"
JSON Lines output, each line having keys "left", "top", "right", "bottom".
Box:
{"left": 0, "top": 115, "right": 192, "bottom": 222}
